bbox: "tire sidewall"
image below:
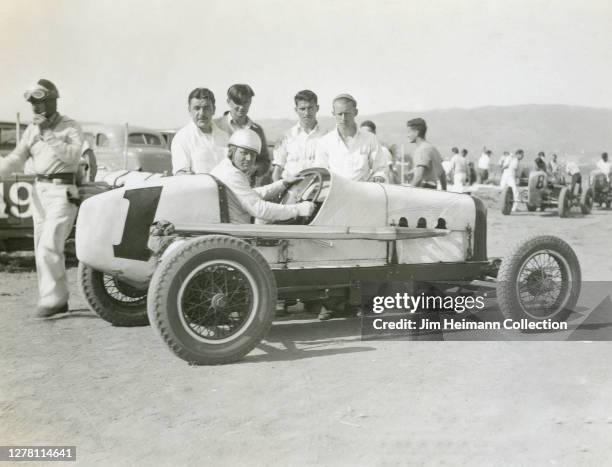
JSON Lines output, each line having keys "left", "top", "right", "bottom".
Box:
{"left": 497, "top": 237, "right": 581, "bottom": 323}
{"left": 149, "top": 237, "right": 276, "bottom": 363}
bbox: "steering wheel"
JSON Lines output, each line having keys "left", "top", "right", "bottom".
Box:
{"left": 278, "top": 171, "right": 324, "bottom": 224}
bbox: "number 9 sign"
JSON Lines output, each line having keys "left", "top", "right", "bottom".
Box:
{"left": 0, "top": 180, "right": 34, "bottom": 220}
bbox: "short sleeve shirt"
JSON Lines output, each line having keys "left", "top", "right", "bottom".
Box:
{"left": 414, "top": 142, "right": 445, "bottom": 183}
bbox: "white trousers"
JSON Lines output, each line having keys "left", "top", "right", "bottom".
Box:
{"left": 451, "top": 172, "right": 466, "bottom": 192}
{"left": 500, "top": 171, "right": 519, "bottom": 208}
{"left": 31, "top": 182, "right": 78, "bottom": 308}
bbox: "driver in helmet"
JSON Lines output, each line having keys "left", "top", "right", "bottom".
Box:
{"left": 211, "top": 128, "right": 315, "bottom": 223}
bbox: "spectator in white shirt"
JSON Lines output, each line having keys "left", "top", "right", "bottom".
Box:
{"left": 211, "top": 129, "right": 314, "bottom": 224}
{"left": 272, "top": 90, "right": 325, "bottom": 181}
{"left": 360, "top": 120, "right": 396, "bottom": 183}
{"left": 314, "top": 94, "right": 387, "bottom": 182}
{"left": 449, "top": 148, "right": 468, "bottom": 192}
{"left": 171, "top": 88, "right": 229, "bottom": 175}
{"left": 596, "top": 152, "right": 611, "bottom": 181}
{"left": 500, "top": 149, "right": 524, "bottom": 211}
{"left": 477, "top": 149, "right": 491, "bottom": 183}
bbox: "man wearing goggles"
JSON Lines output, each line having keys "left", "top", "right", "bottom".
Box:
{"left": 0, "top": 79, "right": 83, "bottom": 318}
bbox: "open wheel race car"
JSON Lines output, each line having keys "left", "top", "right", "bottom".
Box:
{"left": 75, "top": 168, "right": 582, "bottom": 365}
{"left": 500, "top": 170, "right": 593, "bottom": 217}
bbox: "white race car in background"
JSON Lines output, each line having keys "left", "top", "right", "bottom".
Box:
{"left": 75, "top": 168, "right": 581, "bottom": 365}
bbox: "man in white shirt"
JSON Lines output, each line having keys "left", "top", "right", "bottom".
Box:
{"left": 211, "top": 129, "right": 314, "bottom": 224}
{"left": 596, "top": 152, "right": 611, "bottom": 181}
{"left": 477, "top": 148, "right": 491, "bottom": 183}
{"left": 0, "top": 79, "right": 82, "bottom": 317}
{"left": 272, "top": 90, "right": 325, "bottom": 181}
{"left": 500, "top": 149, "right": 524, "bottom": 211}
{"left": 314, "top": 94, "right": 387, "bottom": 182}
{"left": 171, "top": 88, "right": 229, "bottom": 175}
{"left": 449, "top": 148, "right": 468, "bottom": 192}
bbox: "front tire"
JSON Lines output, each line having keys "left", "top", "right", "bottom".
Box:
{"left": 147, "top": 235, "right": 277, "bottom": 365}
{"left": 496, "top": 235, "right": 581, "bottom": 325}
{"left": 78, "top": 262, "right": 149, "bottom": 326}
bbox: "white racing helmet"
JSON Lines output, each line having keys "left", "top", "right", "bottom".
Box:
{"left": 228, "top": 128, "right": 261, "bottom": 154}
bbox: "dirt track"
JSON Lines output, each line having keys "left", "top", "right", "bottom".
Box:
{"left": 2, "top": 205, "right": 612, "bottom": 466}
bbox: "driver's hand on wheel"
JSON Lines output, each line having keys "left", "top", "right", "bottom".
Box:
{"left": 282, "top": 175, "right": 304, "bottom": 187}
{"left": 296, "top": 201, "right": 315, "bottom": 217}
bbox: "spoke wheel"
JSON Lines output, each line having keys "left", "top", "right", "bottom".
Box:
{"left": 78, "top": 262, "right": 149, "bottom": 326}
{"left": 147, "top": 235, "right": 276, "bottom": 365}
{"left": 178, "top": 260, "right": 257, "bottom": 343}
{"left": 497, "top": 236, "right": 581, "bottom": 325}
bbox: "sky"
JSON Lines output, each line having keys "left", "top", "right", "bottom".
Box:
{"left": 1, "top": 0, "right": 612, "bottom": 128}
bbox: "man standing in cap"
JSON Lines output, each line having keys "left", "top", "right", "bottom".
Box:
{"left": 171, "top": 88, "right": 229, "bottom": 175}
{"left": 314, "top": 94, "right": 388, "bottom": 182}
{"left": 272, "top": 90, "right": 325, "bottom": 182}
{"left": 0, "top": 79, "right": 83, "bottom": 317}
{"left": 406, "top": 118, "right": 447, "bottom": 190}
{"left": 214, "top": 84, "right": 271, "bottom": 184}
{"left": 211, "top": 129, "right": 315, "bottom": 223}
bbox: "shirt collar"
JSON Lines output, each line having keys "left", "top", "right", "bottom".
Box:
{"left": 295, "top": 122, "right": 319, "bottom": 135}
{"left": 189, "top": 119, "right": 216, "bottom": 137}
{"left": 226, "top": 111, "right": 252, "bottom": 130}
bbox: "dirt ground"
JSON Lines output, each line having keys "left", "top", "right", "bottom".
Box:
{"left": 2, "top": 200, "right": 612, "bottom": 466}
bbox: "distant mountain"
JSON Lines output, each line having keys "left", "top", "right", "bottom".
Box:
{"left": 259, "top": 104, "right": 612, "bottom": 169}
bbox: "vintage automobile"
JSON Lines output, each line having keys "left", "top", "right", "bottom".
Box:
{"left": 82, "top": 123, "right": 172, "bottom": 174}
{"left": 590, "top": 170, "right": 611, "bottom": 209}
{"left": 500, "top": 170, "right": 593, "bottom": 217}
{"left": 75, "top": 169, "right": 581, "bottom": 364}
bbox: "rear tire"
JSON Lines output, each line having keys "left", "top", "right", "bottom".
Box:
{"left": 580, "top": 188, "right": 593, "bottom": 214}
{"left": 558, "top": 187, "right": 570, "bottom": 217}
{"left": 500, "top": 187, "right": 513, "bottom": 215}
{"left": 78, "top": 262, "right": 149, "bottom": 326}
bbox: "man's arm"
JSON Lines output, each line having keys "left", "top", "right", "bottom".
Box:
{"left": 252, "top": 124, "right": 271, "bottom": 177}
{"left": 170, "top": 132, "right": 192, "bottom": 175}
{"left": 0, "top": 127, "right": 31, "bottom": 176}
{"left": 271, "top": 137, "right": 288, "bottom": 182}
{"left": 254, "top": 179, "right": 287, "bottom": 200}
{"left": 369, "top": 139, "right": 388, "bottom": 182}
{"left": 439, "top": 170, "right": 447, "bottom": 190}
{"left": 412, "top": 166, "right": 425, "bottom": 187}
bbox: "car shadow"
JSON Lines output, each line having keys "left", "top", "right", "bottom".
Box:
{"left": 241, "top": 316, "right": 376, "bottom": 364}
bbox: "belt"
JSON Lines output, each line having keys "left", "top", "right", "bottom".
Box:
{"left": 35, "top": 173, "right": 76, "bottom": 184}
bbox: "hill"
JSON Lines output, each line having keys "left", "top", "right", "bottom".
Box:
{"left": 259, "top": 104, "right": 612, "bottom": 169}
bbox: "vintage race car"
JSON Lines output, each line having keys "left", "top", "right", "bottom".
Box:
{"left": 500, "top": 170, "right": 593, "bottom": 217}
{"left": 75, "top": 169, "right": 581, "bottom": 365}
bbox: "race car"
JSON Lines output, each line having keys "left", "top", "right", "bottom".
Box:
{"left": 75, "top": 168, "right": 581, "bottom": 365}
{"left": 500, "top": 170, "right": 593, "bottom": 217}
{"left": 590, "top": 170, "right": 611, "bottom": 209}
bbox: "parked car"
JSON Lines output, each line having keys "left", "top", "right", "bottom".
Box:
{"left": 75, "top": 168, "right": 581, "bottom": 365}
{"left": 81, "top": 123, "right": 172, "bottom": 174}
{"left": 158, "top": 129, "right": 176, "bottom": 150}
